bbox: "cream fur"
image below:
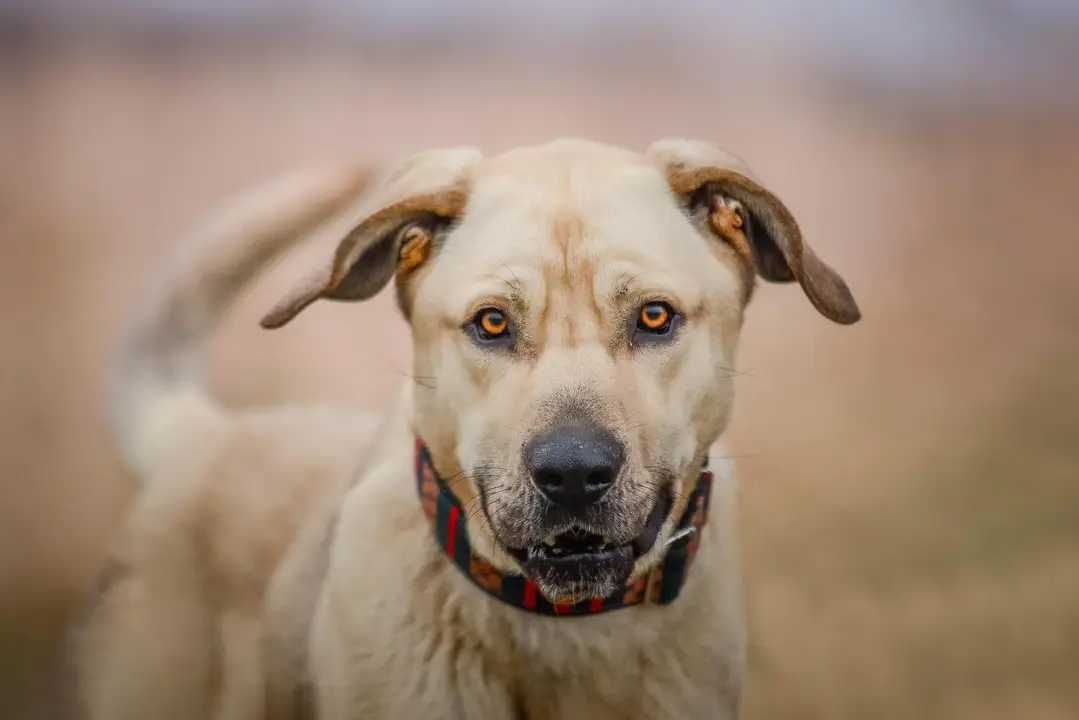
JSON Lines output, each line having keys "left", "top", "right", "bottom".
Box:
{"left": 77, "top": 138, "right": 858, "bottom": 719}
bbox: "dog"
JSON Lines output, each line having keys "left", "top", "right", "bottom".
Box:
{"left": 77, "top": 138, "right": 859, "bottom": 719}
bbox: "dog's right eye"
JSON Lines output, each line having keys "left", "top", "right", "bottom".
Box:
{"left": 466, "top": 307, "right": 515, "bottom": 348}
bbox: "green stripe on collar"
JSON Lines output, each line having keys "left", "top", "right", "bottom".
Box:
{"left": 415, "top": 438, "right": 713, "bottom": 617}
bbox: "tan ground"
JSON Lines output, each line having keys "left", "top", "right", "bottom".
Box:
{"left": 2, "top": 38, "right": 1077, "bottom": 719}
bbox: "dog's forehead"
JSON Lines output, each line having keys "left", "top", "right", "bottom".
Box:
{"left": 472, "top": 139, "right": 666, "bottom": 211}
{"left": 445, "top": 140, "right": 694, "bottom": 270}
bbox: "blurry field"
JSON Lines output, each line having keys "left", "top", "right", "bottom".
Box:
{"left": 1, "top": 34, "right": 1078, "bottom": 719}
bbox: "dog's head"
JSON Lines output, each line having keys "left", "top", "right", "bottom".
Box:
{"left": 264, "top": 139, "right": 859, "bottom": 602}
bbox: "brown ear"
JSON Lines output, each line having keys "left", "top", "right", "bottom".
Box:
{"left": 649, "top": 139, "right": 860, "bottom": 325}
{"left": 261, "top": 148, "right": 480, "bottom": 329}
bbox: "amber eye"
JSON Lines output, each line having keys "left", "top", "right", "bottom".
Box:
{"left": 476, "top": 308, "right": 509, "bottom": 339}
{"left": 637, "top": 302, "right": 672, "bottom": 333}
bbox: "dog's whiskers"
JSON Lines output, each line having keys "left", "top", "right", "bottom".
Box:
{"left": 392, "top": 369, "right": 438, "bottom": 390}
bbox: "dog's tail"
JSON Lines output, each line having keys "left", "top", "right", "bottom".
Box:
{"left": 109, "top": 167, "right": 369, "bottom": 477}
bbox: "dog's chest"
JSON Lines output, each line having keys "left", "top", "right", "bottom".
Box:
{"left": 447, "top": 592, "right": 738, "bottom": 719}
{"left": 506, "top": 627, "right": 734, "bottom": 719}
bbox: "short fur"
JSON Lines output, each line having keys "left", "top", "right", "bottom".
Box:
{"left": 77, "top": 138, "right": 858, "bottom": 719}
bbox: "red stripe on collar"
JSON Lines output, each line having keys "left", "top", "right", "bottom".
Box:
{"left": 414, "top": 437, "right": 713, "bottom": 617}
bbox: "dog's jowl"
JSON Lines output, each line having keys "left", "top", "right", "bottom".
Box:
{"left": 78, "top": 139, "right": 859, "bottom": 719}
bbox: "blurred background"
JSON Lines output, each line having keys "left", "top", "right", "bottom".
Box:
{"left": 2, "top": 1, "right": 1078, "bottom": 718}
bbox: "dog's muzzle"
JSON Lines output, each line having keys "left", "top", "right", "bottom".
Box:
{"left": 414, "top": 437, "right": 715, "bottom": 615}
{"left": 513, "top": 422, "right": 654, "bottom": 596}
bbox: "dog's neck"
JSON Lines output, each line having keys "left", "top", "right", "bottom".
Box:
{"left": 414, "top": 437, "right": 714, "bottom": 616}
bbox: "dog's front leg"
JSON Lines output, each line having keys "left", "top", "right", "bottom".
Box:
{"left": 309, "top": 478, "right": 519, "bottom": 719}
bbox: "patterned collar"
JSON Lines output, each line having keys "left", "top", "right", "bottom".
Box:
{"left": 415, "top": 438, "right": 713, "bottom": 617}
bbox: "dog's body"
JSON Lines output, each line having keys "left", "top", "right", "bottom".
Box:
{"left": 78, "top": 139, "right": 858, "bottom": 719}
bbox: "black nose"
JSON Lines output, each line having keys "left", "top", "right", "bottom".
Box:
{"left": 524, "top": 423, "right": 624, "bottom": 510}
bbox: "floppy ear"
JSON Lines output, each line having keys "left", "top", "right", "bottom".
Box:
{"left": 261, "top": 147, "right": 481, "bottom": 329}
{"left": 648, "top": 139, "right": 860, "bottom": 324}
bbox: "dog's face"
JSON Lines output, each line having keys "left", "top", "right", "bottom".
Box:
{"left": 265, "top": 139, "right": 859, "bottom": 603}
{"left": 407, "top": 143, "right": 750, "bottom": 602}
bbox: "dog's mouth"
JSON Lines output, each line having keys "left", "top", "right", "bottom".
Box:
{"left": 513, "top": 528, "right": 628, "bottom": 563}
{"left": 506, "top": 488, "right": 673, "bottom": 600}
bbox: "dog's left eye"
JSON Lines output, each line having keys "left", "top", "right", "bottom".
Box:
{"left": 466, "top": 307, "right": 515, "bottom": 348}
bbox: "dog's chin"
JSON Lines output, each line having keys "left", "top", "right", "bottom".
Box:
{"left": 505, "top": 489, "right": 672, "bottom": 603}
{"left": 520, "top": 545, "right": 635, "bottom": 603}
